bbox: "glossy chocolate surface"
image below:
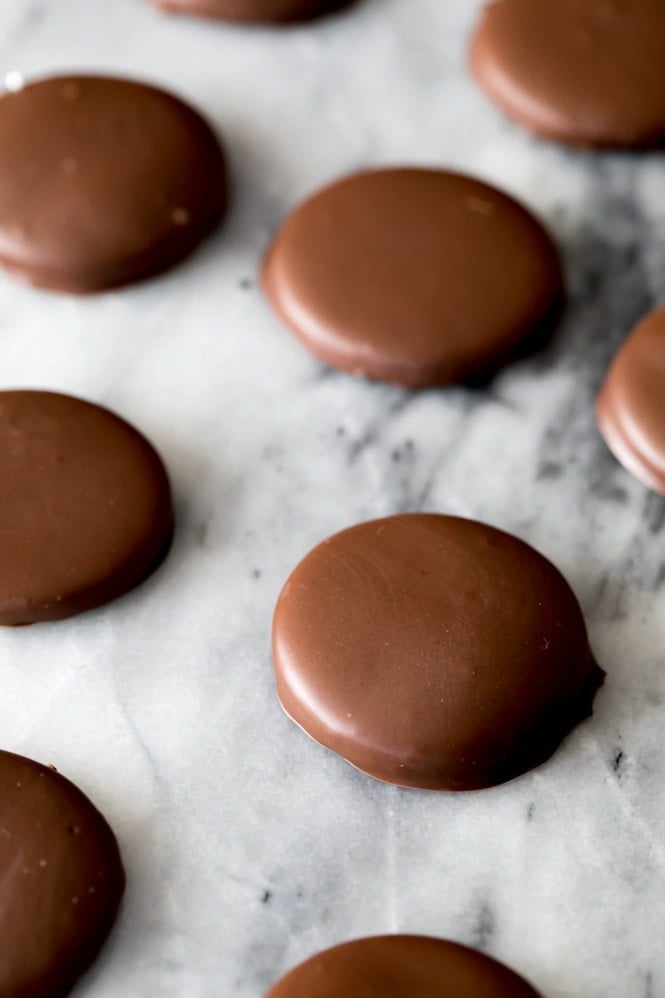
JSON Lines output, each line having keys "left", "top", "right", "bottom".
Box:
{"left": 150, "top": 0, "right": 350, "bottom": 21}
{"left": 266, "top": 935, "right": 540, "bottom": 997}
{"left": 597, "top": 306, "right": 665, "bottom": 496}
{"left": 263, "top": 168, "right": 563, "bottom": 388}
{"left": 0, "top": 750, "right": 125, "bottom": 997}
{"left": 273, "top": 514, "right": 603, "bottom": 791}
{"left": 0, "top": 75, "right": 226, "bottom": 292}
{"left": 0, "top": 390, "right": 173, "bottom": 625}
{"left": 470, "top": 0, "right": 665, "bottom": 147}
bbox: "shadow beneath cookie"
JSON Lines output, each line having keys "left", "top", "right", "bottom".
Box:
{"left": 461, "top": 293, "right": 566, "bottom": 390}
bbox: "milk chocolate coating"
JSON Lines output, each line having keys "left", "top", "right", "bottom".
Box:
{"left": 273, "top": 514, "right": 603, "bottom": 791}
{"left": 0, "top": 750, "right": 125, "bottom": 997}
{"left": 263, "top": 168, "right": 563, "bottom": 388}
{"left": 470, "top": 0, "right": 665, "bottom": 148}
{"left": 266, "top": 936, "right": 540, "bottom": 997}
{"left": 150, "top": 0, "right": 350, "bottom": 22}
{"left": 0, "top": 75, "right": 226, "bottom": 293}
{"left": 597, "top": 306, "right": 665, "bottom": 496}
{"left": 0, "top": 390, "right": 173, "bottom": 625}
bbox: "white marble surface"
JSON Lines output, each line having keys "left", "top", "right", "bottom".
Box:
{"left": 0, "top": 1, "right": 664, "bottom": 995}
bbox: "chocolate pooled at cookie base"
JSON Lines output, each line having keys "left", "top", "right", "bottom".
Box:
{"left": 149, "top": 0, "right": 353, "bottom": 23}
{"left": 272, "top": 514, "right": 604, "bottom": 791}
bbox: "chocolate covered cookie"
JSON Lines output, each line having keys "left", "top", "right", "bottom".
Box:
{"left": 263, "top": 168, "right": 563, "bottom": 387}
{"left": 266, "top": 935, "right": 540, "bottom": 997}
{"left": 0, "top": 749, "right": 125, "bottom": 997}
{"left": 273, "top": 514, "right": 603, "bottom": 791}
{"left": 150, "top": 0, "right": 350, "bottom": 21}
{"left": 0, "top": 75, "right": 226, "bottom": 292}
{"left": 470, "top": 0, "right": 665, "bottom": 147}
{"left": 0, "top": 390, "right": 173, "bottom": 625}
{"left": 597, "top": 306, "right": 665, "bottom": 495}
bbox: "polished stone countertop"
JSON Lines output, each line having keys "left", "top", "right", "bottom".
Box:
{"left": 0, "top": 1, "right": 664, "bottom": 995}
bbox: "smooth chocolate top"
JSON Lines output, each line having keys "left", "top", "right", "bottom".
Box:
{"left": 266, "top": 936, "right": 540, "bottom": 997}
{"left": 0, "top": 75, "right": 226, "bottom": 293}
{"left": 597, "top": 306, "right": 665, "bottom": 496}
{"left": 0, "top": 750, "right": 125, "bottom": 997}
{"left": 0, "top": 390, "right": 173, "bottom": 625}
{"left": 273, "top": 514, "right": 603, "bottom": 791}
{"left": 263, "top": 168, "right": 563, "bottom": 388}
{"left": 470, "top": 0, "right": 665, "bottom": 147}
{"left": 150, "top": 0, "right": 350, "bottom": 21}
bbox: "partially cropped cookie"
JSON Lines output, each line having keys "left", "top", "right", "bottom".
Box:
{"left": 0, "top": 75, "right": 226, "bottom": 292}
{"left": 150, "top": 0, "right": 350, "bottom": 21}
{"left": 470, "top": 0, "right": 665, "bottom": 147}
{"left": 273, "top": 514, "right": 603, "bottom": 791}
{"left": 0, "top": 390, "right": 173, "bottom": 624}
{"left": 266, "top": 936, "right": 540, "bottom": 997}
{"left": 263, "top": 168, "right": 563, "bottom": 387}
{"left": 597, "top": 306, "right": 665, "bottom": 496}
{"left": 0, "top": 750, "right": 125, "bottom": 997}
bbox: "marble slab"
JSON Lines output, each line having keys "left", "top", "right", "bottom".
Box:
{"left": 0, "top": 1, "right": 664, "bottom": 995}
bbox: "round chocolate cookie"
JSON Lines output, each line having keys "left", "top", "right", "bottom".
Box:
{"left": 266, "top": 935, "right": 540, "bottom": 997}
{"left": 0, "top": 75, "right": 226, "bottom": 292}
{"left": 470, "top": 0, "right": 665, "bottom": 148}
{"left": 273, "top": 514, "right": 603, "bottom": 791}
{"left": 0, "top": 390, "right": 173, "bottom": 625}
{"left": 150, "top": 0, "right": 350, "bottom": 22}
{"left": 0, "top": 749, "right": 125, "bottom": 997}
{"left": 262, "top": 168, "right": 563, "bottom": 388}
{"left": 597, "top": 306, "right": 665, "bottom": 496}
